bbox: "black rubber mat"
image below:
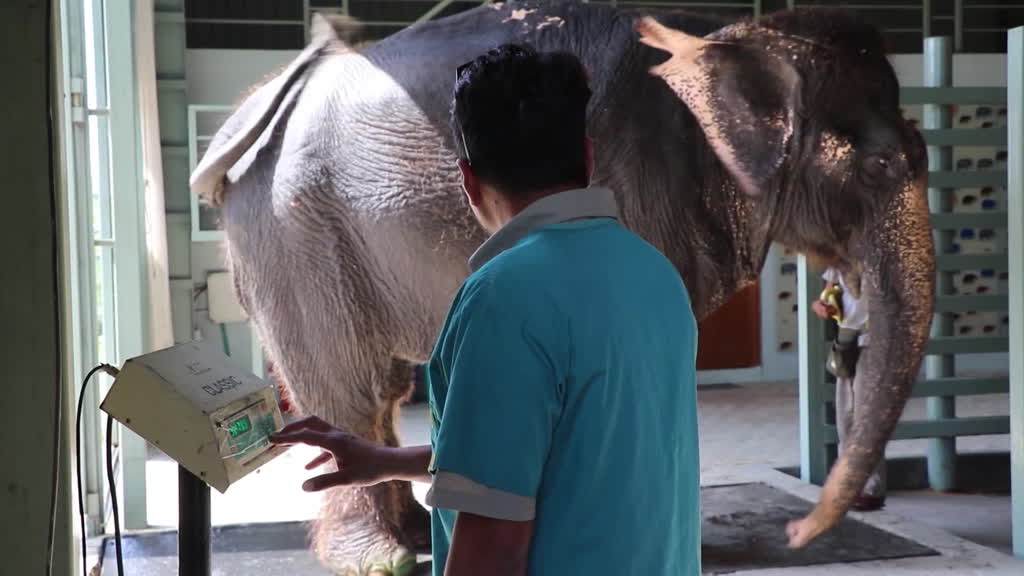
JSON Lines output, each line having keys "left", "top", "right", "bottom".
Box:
{"left": 100, "top": 484, "right": 937, "bottom": 574}
{"left": 701, "top": 483, "right": 938, "bottom": 574}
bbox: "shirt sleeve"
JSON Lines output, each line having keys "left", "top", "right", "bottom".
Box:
{"left": 425, "top": 280, "right": 564, "bottom": 522}
{"left": 821, "top": 268, "right": 840, "bottom": 284}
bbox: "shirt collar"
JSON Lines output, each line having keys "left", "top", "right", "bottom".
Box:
{"left": 468, "top": 186, "right": 620, "bottom": 272}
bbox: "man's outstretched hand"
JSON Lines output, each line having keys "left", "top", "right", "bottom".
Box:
{"left": 269, "top": 415, "right": 435, "bottom": 491}
{"left": 269, "top": 415, "right": 396, "bottom": 491}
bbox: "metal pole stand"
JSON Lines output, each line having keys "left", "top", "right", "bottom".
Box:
{"left": 178, "top": 465, "right": 211, "bottom": 575}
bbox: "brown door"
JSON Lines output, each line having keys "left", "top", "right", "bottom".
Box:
{"left": 696, "top": 283, "right": 761, "bottom": 370}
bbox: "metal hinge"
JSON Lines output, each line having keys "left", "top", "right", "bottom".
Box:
{"left": 70, "top": 77, "right": 110, "bottom": 125}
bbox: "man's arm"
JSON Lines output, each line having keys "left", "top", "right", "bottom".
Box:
{"left": 270, "top": 416, "right": 434, "bottom": 489}
{"left": 444, "top": 512, "right": 534, "bottom": 576}
{"left": 384, "top": 445, "right": 433, "bottom": 484}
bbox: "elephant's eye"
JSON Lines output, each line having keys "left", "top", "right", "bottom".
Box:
{"left": 859, "top": 153, "right": 901, "bottom": 187}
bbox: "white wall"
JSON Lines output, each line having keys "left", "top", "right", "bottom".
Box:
{"left": 187, "top": 49, "right": 299, "bottom": 104}
{"left": 185, "top": 49, "right": 299, "bottom": 372}
{"left": 889, "top": 54, "right": 1008, "bottom": 87}
{"left": 186, "top": 49, "right": 1012, "bottom": 382}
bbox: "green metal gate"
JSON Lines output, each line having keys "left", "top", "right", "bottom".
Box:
{"left": 800, "top": 27, "right": 1024, "bottom": 559}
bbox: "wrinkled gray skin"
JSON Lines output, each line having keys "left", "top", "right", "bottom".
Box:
{"left": 191, "top": 2, "right": 934, "bottom": 574}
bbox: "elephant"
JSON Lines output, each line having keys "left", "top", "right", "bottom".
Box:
{"left": 190, "top": 1, "right": 934, "bottom": 574}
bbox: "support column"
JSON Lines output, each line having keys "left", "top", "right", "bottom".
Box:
{"left": 106, "top": 0, "right": 150, "bottom": 529}
{"left": 923, "top": 36, "right": 957, "bottom": 492}
{"left": 1007, "top": 26, "right": 1024, "bottom": 559}
{"left": 798, "top": 254, "right": 828, "bottom": 485}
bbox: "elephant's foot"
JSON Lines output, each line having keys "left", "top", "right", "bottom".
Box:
{"left": 312, "top": 483, "right": 422, "bottom": 576}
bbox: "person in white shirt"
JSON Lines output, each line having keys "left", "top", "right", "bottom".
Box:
{"left": 812, "top": 267, "right": 886, "bottom": 511}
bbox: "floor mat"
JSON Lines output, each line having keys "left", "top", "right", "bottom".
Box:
{"left": 100, "top": 484, "right": 938, "bottom": 574}
{"left": 701, "top": 483, "right": 938, "bottom": 574}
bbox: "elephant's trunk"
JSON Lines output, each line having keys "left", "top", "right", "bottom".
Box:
{"left": 794, "top": 172, "right": 935, "bottom": 544}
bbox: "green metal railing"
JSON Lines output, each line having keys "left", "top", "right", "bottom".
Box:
{"left": 296, "top": 0, "right": 764, "bottom": 41}
{"left": 798, "top": 36, "right": 1011, "bottom": 492}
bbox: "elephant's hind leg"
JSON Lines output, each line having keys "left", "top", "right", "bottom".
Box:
{"left": 310, "top": 358, "right": 430, "bottom": 575}
{"left": 378, "top": 358, "right": 431, "bottom": 554}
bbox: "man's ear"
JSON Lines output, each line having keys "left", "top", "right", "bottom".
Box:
{"left": 635, "top": 17, "right": 800, "bottom": 196}
{"left": 458, "top": 158, "right": 483, "bottom": 207}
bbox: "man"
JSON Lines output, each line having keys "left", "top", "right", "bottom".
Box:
{"left": 813, "top": 267, "right": 886, "bottom": 511}
{"left": 271, "top": 43, "right": 701, "bottom": 575}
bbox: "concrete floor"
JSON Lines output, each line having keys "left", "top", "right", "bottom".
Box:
{"left": 91, "top": 380, "right": 1019, "bottom": 574}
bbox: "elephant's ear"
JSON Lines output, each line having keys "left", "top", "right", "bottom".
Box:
{"left": 635, "top": 17, "right": 800, "bottom": 197}
{"left": 190, "top": 13, "right": 348, "bottom": 206}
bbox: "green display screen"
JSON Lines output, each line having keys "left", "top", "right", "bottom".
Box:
{"left": 228, "top": 415, "right": 252, "bottom": 437}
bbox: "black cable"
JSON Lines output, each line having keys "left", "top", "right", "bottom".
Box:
{"left": 44, "top": 0, "right": 65, "bottom": 571}
{"left": 106, "top": 414, "right": 125, "bottom": 575}
{"left": 75, "top": 364, "right": 115, "bottom": 576}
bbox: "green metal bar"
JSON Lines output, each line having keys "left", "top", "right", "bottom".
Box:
{"left": 936, "top": 253, "right": 1008, "bottom": 271}
{"left": 923, "top": 0, "right": 931, "bottom": 39}
{"left": 924, "top": 36, "right": 956, "bottom": 492}
{"left": 921, "top": 128, "right": 1008, "bottom": 147}
{"left": 304, "top": 0, "right": 311, "bottom": 42}
{"left": 954, "top": 0, "right": 963, "bottom": 52}
{"left": 968, "top": 27, "right": 1024, "bottom": 34}
{"left": 608, "top": 1, "right": 755, "bottom": 6}
{"left": 927, "top": 170, "right": 1007, "bottom": 188}
{"left": 154, "top": 11, "right": 185, "bottom": 24}
{"left": 929, "top": 211, "right": 1007, "bottom": 229}
{"left": 894, "top": 416, "right": 1009, "bottom": 440}
{"left": 1008, "top": 25, "right": 1024, "bottom": 559}
{"left": 821, "top": 416, "right": 1010, "bottom": 443}
{"left": 824, "top": 376, "right": 1009, "bottom": 399}
{"left": 901, "top": 86, "right": 1007, "bottom": 105}
{"left": 157, "top": 78, "right": 186, "bottom": 91}
{"left": 935, "top": 294, "right": 1009, "bottom": 312}
{"left": 219, "top": 324, "right": 232, "bottom": 357}
{"left": 788, "top": 3, "right": 921, "bottom": 8}
{"left": 187, "top": 18, "right": 305, "bottom": 26}
{"left": 415, "top": 0, "right": 458, "bottom": 24}
{"left": 913, "top": 377, "right": 1009, "bottom": 397}
{"left": 798, "top": 254, "right": 828, "bottom": 485}
{"left": 926, "top": 336, "right": 1009, "bottom": 355}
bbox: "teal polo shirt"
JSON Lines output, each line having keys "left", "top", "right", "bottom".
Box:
{"left": 424, "top": 187, "right": 700, "bottom": 575}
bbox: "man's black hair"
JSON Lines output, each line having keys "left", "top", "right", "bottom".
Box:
{"left": 451, "top": 43, "right": 593, "bottom": 197}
